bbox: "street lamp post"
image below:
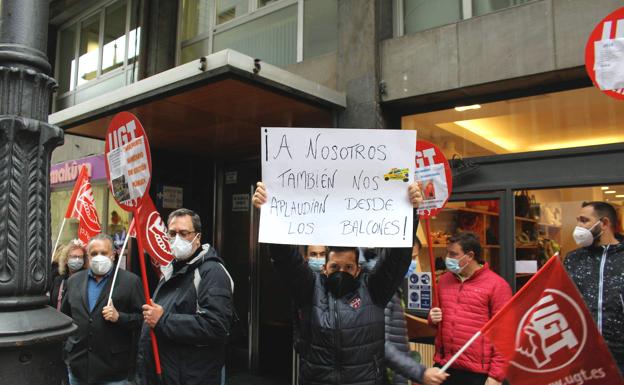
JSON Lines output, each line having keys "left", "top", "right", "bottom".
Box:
{"left": 0, "top": 1, "right": 76, "bottom": 384}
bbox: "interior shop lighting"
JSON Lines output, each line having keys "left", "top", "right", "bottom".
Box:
{"left": 601, "top": 186, "right": 610, "bottom": 190}
{"left": 454, "top": 104, "right": 481, "bottom": 112}
{"left": 604, "top": 190, "right": 616, "bottom": 194}
{"left": 616, "top": 195, "right": 624, "bottom": 198}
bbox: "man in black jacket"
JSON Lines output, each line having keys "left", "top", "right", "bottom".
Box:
{"left": 138, "top": 208, "right": 234, "bottom": 385}
{"left": 61, "top": 233, "right": 144, "bottom": 385}
{"left": 253, "top": 182, "right": 447, "bottom": 385}
{"left": 564, "top": 201, "right": 624, "bottom": 374}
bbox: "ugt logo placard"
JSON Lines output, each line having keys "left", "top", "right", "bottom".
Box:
{"left": 512, "top": 289, "right": 587, "bottom": 373}
{"left": 146, "top": 211, "right": 172, "bottom": 265}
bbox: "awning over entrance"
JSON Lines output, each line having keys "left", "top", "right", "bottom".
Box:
{"left": 49, "top": 49, "right": 346, "bottom": 158}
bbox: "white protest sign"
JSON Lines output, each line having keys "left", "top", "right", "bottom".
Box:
{"left": 107, "top": 136, "right": 150, "bottom": 203}
{"left": 260, "top": 127, "right": 416, "bottom": 247}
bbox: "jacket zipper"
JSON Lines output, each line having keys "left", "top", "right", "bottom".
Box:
{"left": 331, "top": 296, "right": 341, "bottom": 385}
{"left": 597, "top": 245, "right": 609, "bottom": 333}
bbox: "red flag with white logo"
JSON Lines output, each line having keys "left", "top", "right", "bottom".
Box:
{"left": 64, "top": 165, "right": 101, "bottom": 244}
{"left": 135, "top": 195, "right": 173, "bottom": 266}
{"left": 481, "top": 256, "right": 623, "bottom": 385}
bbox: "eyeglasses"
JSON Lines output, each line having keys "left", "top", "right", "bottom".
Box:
{"left": 167, "top": 230, "right": 196, "bottom": 238}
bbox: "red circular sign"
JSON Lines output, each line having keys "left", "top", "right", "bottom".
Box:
{"left": 584, "top": 6, "right": 624, "bottom": 101}
{"left": 415, "top": 140, "right": 453, "bottom": 218}
{"left": 104, "top": 112, "right": 153, "bottom": 212}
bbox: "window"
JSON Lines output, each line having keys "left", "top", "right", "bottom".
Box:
{"left": 403, "top": 0, "right": 462, "bottom": 35}
{"left": 397, "top": 0, "right": 537, "bottom": 36}
{"left": 402, "top": 87, "right": 624, "bottom": 158}
{"left": 56, "top": 0, "right": 141, "bottom": 95}
{"left": 178, "top": 0, "right": 338, "bottom": 67}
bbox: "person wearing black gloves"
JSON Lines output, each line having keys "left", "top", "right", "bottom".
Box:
{"left": 253, "top": 182, "right": 447, "bottom": 385}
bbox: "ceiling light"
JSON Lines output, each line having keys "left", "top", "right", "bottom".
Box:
{"left": 454, "top": 104, "right": 481, "bottom": 112}
{"left": 601, "top": 186, "right": 609, "bottom": 190}
{"left": 616, "top": 195, "right": 624, "bottom": 198}
{"left": 604, "top": 190, "right": 616, "bottom": 194}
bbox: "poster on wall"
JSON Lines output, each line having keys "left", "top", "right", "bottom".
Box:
{"left": 259, "top": 127, "right": 416, "bottom": 248}
{"left": 407, "top": 272, "right": 432, "bottom": 311}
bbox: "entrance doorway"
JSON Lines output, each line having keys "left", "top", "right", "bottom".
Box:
{"left": 216, "top": 159, "right": 292, "bottom": 384}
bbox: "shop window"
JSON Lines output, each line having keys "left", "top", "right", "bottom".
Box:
{"left": 513, "top": 185, "right": 624, "bottom": 290}
{"left": 213, "top": 4, "right": 297, "bottom": 67}
{"left": 472, "top": 0, "right": 535, "bottom": 17}
{"left": 303, "top": 0, "right": 338, "bottom": 59}
{"left": 55, "top": 0, "right": 140, "bottom": 97}
{"left": 402, "top": 87, "right": 624, "bottom": 159}
{"left": 415, "top": 199, "right": 502, "bottom": 278}
{"left": 403, "top": 0, "right": 462, "bottom": 35}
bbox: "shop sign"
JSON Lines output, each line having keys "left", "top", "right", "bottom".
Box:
{"left": 259, "top": 127, "right": 416, "bottom": 248}
{"left": 407, "top": 272, "right": 432, "bottom": 310}
{"left": 232, "top": 193, "right": 250, "bottom": 212}
{"left": 585, "top": 6, "right": 624, "bottom": 100}
{"left": 157, "top": 185, "right": 183, "bottom": 209}
{"left": 105, "top": 112, "right": 153, "bottom": 211}
{"left": 50, "top": 154, "right": 107, "bottom": 186}
{"left": 414, "top": 140, "right": 453, "bottom": 218}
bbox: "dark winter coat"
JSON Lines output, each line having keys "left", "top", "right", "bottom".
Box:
{"left": 564, "top": 236, "right": 624, "bottom": 368}
{"left": 137, "top": 244, "right": 234, "bottom": 385}
{"left": 270, "top": 244, "right": 411, "bottom": 385}
{"left": 61, "top": 268, "right": 144, "bottom": 383}
{"left": 384, "top": 293, "right": 425, "bottom": 385}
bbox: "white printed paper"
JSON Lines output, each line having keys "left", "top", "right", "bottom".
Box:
{"left": 107, "top": 136, "right": 150, "bottom": 205}
{"left": 259, "top": 127, "right": 416, "bottom": 247}
{"left": 594, "top": 38, "right": 624, "bottom": 91}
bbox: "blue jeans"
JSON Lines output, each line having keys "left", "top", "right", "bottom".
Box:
{"left": 67, "top": 367, "right": 127, "bottom": 385}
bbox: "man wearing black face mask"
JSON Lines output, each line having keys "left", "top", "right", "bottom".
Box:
{"left": 564, "top": 201, "right": 624, "bottom": 374}
{"left": 253, "top": 182, "right": 448, "bottom": 385}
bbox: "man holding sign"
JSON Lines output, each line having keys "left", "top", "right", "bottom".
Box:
{"left": 253, "top": 182, "right": 448, "bottom": 385}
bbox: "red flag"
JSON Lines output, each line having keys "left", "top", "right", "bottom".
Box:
{"left": 65, "top": 165, "right": 101, "bottom": 244}
{"left": 135, "top": 195, "right": 173, "bottom": 266}
{"left": 481, "top": 256, "right": 623, "bottom": 385}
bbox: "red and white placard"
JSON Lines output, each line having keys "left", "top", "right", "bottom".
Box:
{"left": 414, "top": 140, "right": 453, "bottom": 218}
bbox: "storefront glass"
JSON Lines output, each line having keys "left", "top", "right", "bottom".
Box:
{"left": 402, "top": 87, "right": 624, "bottom": 158}
{"left": 514, "top": 185, "right": 624, "bottom": 289}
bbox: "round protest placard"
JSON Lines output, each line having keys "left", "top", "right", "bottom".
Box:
{"left": 105, "top": 112, "right": 153, "bottom": 212}
{"left": 584, "top": 6, "right": 624, "bottom": 101}
{"left": 414, "top": 140, "right": 452, "bottom": 218}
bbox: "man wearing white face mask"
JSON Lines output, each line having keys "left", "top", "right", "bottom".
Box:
{"left": 61, "top": 233, "right": 144, "bottom": 385}
{"left": 428, "top": 232, "right": 511, "bottom": 385}
{"left": 137, "top": 208, "right": 234, "bottom": 385}
{"left": 564, "top": 201, "right": 624, "bottom": 374}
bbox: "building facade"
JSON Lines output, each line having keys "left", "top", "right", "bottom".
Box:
{"left": 47, "top": 0, "right": 624, "bottom": 381}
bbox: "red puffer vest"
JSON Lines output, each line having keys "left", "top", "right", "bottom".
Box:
{"left": 429, "top": 264, "right": 512, "bottom": 381}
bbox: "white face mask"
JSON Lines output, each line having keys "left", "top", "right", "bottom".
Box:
{"left": 67, "top": 257, "right": 84, "bottom": 272}
{"left": 573, "top": 220, "right": 603, "bottom": 247}
{"left": 170, "top": 234, "right": 198, "bottom": 261}
{"left": 90, "top": 254, "right": 113, "bottom": 276}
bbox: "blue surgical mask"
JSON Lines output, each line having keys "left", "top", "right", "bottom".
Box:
{"left": 445, "top": 255, "right": 467, "bottom": 274}
{"left": 308, "top": 257, "right": 325, "bottom": 272}
{"left": 405, "top": 260, "right": 417, "bottom": 278}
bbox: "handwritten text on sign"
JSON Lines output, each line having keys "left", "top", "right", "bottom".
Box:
{"left": 259, "top": 127, "right": 416, "bottom": 247}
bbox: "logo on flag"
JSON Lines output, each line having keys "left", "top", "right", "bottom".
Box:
{"left": 513, "top": 289, "right": 587, "bottom": 372}
{"left": 136, "top": 196, "right": 173, "bottom": 266}
{"left": 66, "top": 165, "right": 101, "bottom": 245}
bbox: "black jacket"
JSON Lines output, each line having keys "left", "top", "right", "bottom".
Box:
{"left": 137, "top": 244, "right": 234, "bottom": 385}
{"left": 564, "top": 236, "right": 624, "bottom": 367}
{"left": 384, "top": 293, "right": 425, "bottom": 385}
{"left": 270, "top": 244, "right": 411, "bottom": 385}
{"left": 50, "top": 273, "right": 69, "bottom": 310}
{"left": 61, "top": 268, "right": 145, "bottom": 383}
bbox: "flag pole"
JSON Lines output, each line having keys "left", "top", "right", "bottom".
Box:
{"left": 107, "top": 218, "right": 135, "bottom": 305}
{"left": 423, "top": 217, "right": 438, "bottom": 306}
{"left": 440, "top": 331, "right": 482, "bottom": 372}
{"left": 134, "top": 218, "right": 163, "bottom": 377}
{"left": 51, "top": 218, "right": 67, "bottom": 261}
